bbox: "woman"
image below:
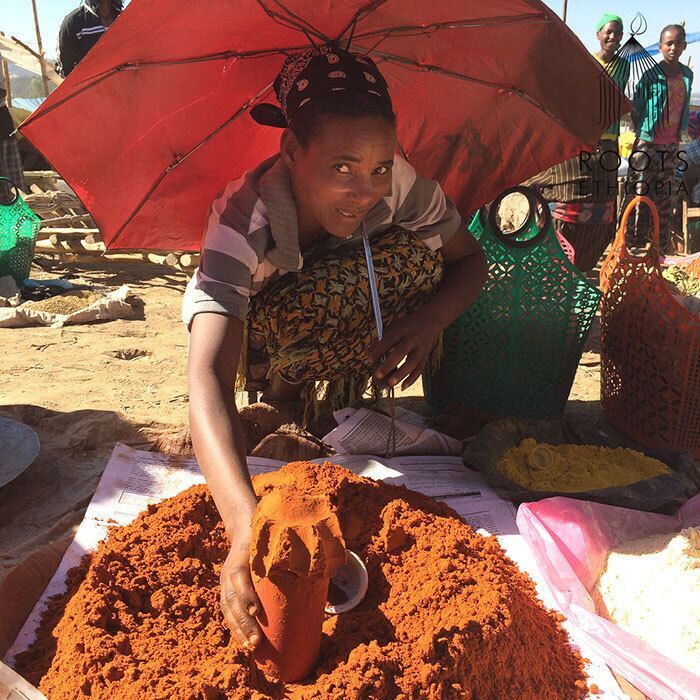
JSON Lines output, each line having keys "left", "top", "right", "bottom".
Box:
{"left": 525, "top": 13, "right": 629, "bottom": 272}
{"left": 184, "top": 48, "right": 487, "bottom": 650}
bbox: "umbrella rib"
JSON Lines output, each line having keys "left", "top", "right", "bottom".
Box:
{"left": 109, "top": 85, "right": 273, "bottom": 248}
{"left": 255, "top": 0, "right": 329, "bottom": 43}
{"left": 350, "top": 13, "right": 549, "bottom": 41}
{"left": 335, "top": 0, "right": 392, "bottom": 44}
{"left": 362, "top": 48, "right": 590, "bottom": 145}
{"left": 20, "top": 46, "right": 308, "bottom": 130}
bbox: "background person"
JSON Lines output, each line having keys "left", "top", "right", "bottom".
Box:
{"left": 524, "top": 13, "right": 629, "bottom": 272}
{"left": 56, "top": 0, "right": 123, "bottom": 78}
{"left": 625, "top": 24, "right": 694, "bottom": 253}
{"left": 0, "top": 83, "right": 27, "bottom": 202}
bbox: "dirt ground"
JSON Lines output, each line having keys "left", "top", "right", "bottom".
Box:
{"left": 0, "top": 253, "right": 603, "bottom": 659}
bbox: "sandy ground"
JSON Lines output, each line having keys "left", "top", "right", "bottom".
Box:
{"left": 0, "top": 253, "right": 603, "bottom": 660}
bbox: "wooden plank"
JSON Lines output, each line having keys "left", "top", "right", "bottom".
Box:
{"left": 36, "top": 228, "right": 100, "bottom": 238}
{"left": 23, "top": 171, "right": 59, "bottom": 182}
{"left": 33, "top": 245, "right": 198, "bottom": 275}
{"left": 39, "top": 214, "right": 93, "bottom": 228}
{"left": 23, "top": 191, "right": 84, "bottom": 215}
{"left": 1, "top": 60, "right": 11, "bottom": 109}
{"left": 30, "top": 0, "right": 50, "bottom": 98}
{"left": 35, "top": 239, "right": 104, "bottom": 255}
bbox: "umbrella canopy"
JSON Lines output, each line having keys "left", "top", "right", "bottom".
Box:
{"left": 19, "top": 0, "right": 629, "bottom": 251}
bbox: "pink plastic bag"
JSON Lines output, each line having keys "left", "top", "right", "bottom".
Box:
{"left": 516, "top": 494, "right": 700, "bottom": 700}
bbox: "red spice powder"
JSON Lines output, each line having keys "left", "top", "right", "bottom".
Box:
{"left": 15, "top": 461, "right": 588, "bottom": 699}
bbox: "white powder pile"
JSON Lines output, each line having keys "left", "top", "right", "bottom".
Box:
{"left": 596, "top": 527, "right": 700, "bottom": 673}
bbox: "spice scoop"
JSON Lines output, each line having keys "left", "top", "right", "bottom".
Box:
{"left": 325, "top": 550, "right": 368, "bottom": 614}
{"left": 526, "top": 444, "right": 554, "bottom": 470}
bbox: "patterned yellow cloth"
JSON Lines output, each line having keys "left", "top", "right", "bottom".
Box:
{"left": 244, "top": 227, "right": 444, "bottom": 408}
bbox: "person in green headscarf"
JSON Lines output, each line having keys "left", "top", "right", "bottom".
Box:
{"left": 597, "top": 13, "right": 623, "bottom": 34}
{"left": 524, "top": 13, "right": 630, "bottom": 272}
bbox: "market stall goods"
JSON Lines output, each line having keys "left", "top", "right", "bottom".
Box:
{"left": 23, "top": 291, "right": 102, "bottom": 314}
{"left": 464, "top": 417, "right": 698, "bottom": 512}
{"left": 595, "top": 527, "right": 700, "bottom": 673}
{"left": 150, "top": 403, "right": 330, "bottom": 461}
{"left": 497, "top": 439, "right": 671, "bottom": 492}
{"left": 15, "top": 461, "right": 589, "bottom": 699}
{"left": 600, "top": 195, "right": 700, "bottom": 458}
{"left": 663, "top": 266, "right": 700, "bottom": 298}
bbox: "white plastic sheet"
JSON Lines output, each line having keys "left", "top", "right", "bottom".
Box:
{"left": 517, "top": 494, "right": 700, "bottom": 699}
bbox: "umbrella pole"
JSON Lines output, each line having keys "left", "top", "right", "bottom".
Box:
{"left": 29, "top": 0, "right": 50, "bottom": 98}
{"left": 561, "top": 0, "right": 568, "bottom": 24}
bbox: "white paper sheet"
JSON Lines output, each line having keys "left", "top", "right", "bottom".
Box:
{"left": 5, "top": 445, "right": 625, "bottom": 697}
{"left": 323, "top": 407, "right": 462, "bottom": 456}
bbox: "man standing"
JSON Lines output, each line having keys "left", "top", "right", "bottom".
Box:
{"left": 56, "top": 0, "right": 124, "bottom": 78}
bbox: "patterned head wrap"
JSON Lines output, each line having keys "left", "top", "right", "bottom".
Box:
{"left": 596, "top": 13, "right": 623, "bottom": 33}
{"left": 251, "top": 47, "right": 392, "bottom": 128}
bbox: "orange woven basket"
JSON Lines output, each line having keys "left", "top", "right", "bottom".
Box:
{"left": 600, "top": 195, "right": 700, "bottom": 458}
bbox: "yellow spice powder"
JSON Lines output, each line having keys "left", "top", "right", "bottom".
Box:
{"left": 23, "top": 290, "right": 102, "bottom": 315}
{"left": 497, "top": 438, "right": 671, "bottom": 492}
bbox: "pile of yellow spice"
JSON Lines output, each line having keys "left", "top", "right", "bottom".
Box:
{"left": 497, "top": 438, "right": 671, "bottom": 492}
{"left": 24, "top": 290, "right": 102, "bottom": 314}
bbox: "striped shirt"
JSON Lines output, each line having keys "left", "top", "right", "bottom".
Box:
{"left": 182, "top": 154, "right": 461, "bottom": 327}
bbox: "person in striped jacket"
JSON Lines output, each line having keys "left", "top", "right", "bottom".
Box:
{"left": 56, "top": 0, "right": 123, "bottom": 78}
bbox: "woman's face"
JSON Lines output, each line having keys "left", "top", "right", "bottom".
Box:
{"left": 597, "top": 22, "right": 622, "bottom": 53}
{"left": 282, "top": 115, "right": 396, "bottom": 238}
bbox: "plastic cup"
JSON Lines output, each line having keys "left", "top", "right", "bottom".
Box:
{"left": 325, "top": 550, "right": 368, "bottom": 614}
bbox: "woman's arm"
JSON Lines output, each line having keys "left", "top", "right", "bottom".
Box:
{"left": 369, "top": 227, "right": 487, "bottom": 390}
{"left": 187, "top": 312, "right": 262, "bottom": 649}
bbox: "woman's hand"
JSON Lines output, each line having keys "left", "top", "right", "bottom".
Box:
{"left": 368, "top": 308, "right": 440, "bottom": 391}
{"left": 219, "top": 498, "right": 263, "bottom": 650}
{"left": 367, "top": 227, "right": 488, "bottom": 391}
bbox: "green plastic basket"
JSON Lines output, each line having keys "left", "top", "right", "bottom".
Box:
{"left": 425, "top": 187, "right": 602, "bottom": 419}
{"left": 0, "top": 177, "right": 41, "bottom": 285}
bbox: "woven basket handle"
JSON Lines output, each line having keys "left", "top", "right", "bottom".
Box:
{"left": 486, "top": 186, "right": 551, "bottom": 250}
{"left": 614, "top": 195, "right": 660, "bottom": 252}
{"left": 0, "top": 177, "right": 19, "bottom": 207}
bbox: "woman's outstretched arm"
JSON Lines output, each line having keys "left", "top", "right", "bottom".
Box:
{"left": 188, "top": 312, "right": 262, "bottom": 649}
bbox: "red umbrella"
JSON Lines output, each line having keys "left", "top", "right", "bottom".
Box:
{"left": 20, "top": 0, "right": 629, "bottom": 251}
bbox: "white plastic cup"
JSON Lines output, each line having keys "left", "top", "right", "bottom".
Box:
{"left": 325, "top": 550, "right": 368, "bottom": 614}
